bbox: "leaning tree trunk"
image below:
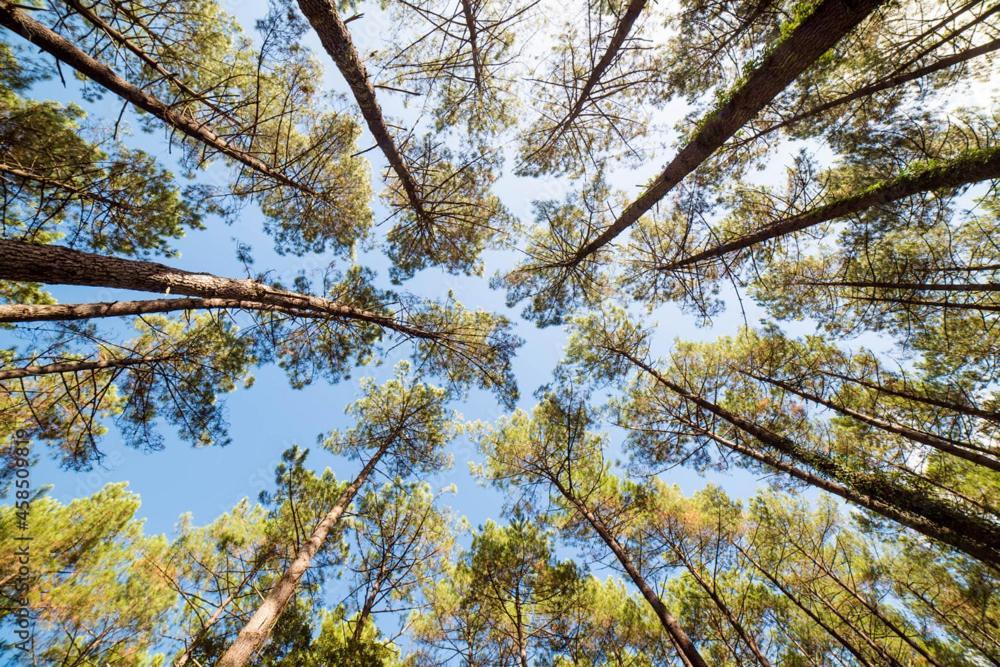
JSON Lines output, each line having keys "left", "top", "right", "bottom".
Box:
{"left": 610, "top": 347, "right": 1000, "bottom": 567}
{"left": 564, "top": 0, "right": 884, "bottom": 265}
{"left": 524, "top": 0, "right": 648, "bottom": 161}
{"left": 549, "top": 477, "right": 708, "bottom": 667}
{"left": 0, "top": 239, "right": 435, "bottom": 341}
{"left": 217, "top": 443, "right": 390, "bottom": 666}
{"left": 0, "top": 355, "right": 174, "bottom": 382}
{"left": 739, "top": 369, "right": 1000, "bottom": 471}
{"left": 0, "top": 298, "right": 328, "bottom": 324}
{"left": 736, "top": 546, "right": 875, "bottom": 667}
{"left": 0, "top": 1, "right": 307, "bottom": 192}
{"left": 670, "top": 546, "right": 774, "bottom": 667}
{"left": 659, "top": 146, "right": 1000, "bottom": 271}
{"left": 296, "top": 0, "right": 428, "bottom": 221}
{"left": 792, "top": 544, "right": 946, "bottom": 667}
{"left": 677, "top": 408, "right": 1000, "bottom": 577}
{"left": 818, "top": 368, "right": 1000, "bottom": 424}
{"left": 792, "top": 280, "right": 1000, "bottom": 292}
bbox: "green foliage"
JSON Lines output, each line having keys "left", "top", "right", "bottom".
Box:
{"left": 496, "top": 177, "right": 617, "bottom": 326}
{"left": 386, "top": 139, "right": 515, "bottom": 281}
{"left": 45, "top": 0, "right": 373, "bottom": 256}
{"left": 0, "top": 483, "right": 175, "bottom": 665}
{"left": 0, "top": 82, "right": 208, "bottom": 257}
{"left": 1, "top": 0, "right": 998, "bottom": 663}
{"left": 323, "top": 362, "right": 456, "bottom": 477}
{"left": 411, "top": 515, "right": 584, "bottom": 665}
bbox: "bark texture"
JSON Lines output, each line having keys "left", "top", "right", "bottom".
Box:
{"left": 296, "top": 0, "right": 428, "bottom": 220}
{"left": 217, "top": 444, "right": 388, "bottom": 666}
{"left": 0, "top": 1, "right": 305, "bottom": 191}
{"left": 563, "top": 0, "right": 884, "bottom": 266}
{"left": 0, "top": 239, "right": 435, "bottom": 340}
{"left": 550, "top": 477, "right": 708, "bottom": 667}
{"left": 659, "top": 147, "right": 1000, "bottom": 271}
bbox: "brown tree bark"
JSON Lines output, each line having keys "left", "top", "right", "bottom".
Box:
{"left": 459, "top": 0, "right": 484, "bottom": 91}
{"left": 838, "top": 294, "right": 1000, "bottom": 313}
{"left": 0, "top": 1, "right": 308, "bottom": 193}
{"left": 562, "top": 0, "right": 884, "bottom": 266}
{"left": 295, "top": 0, "right": 428, "bottom": 221}
{"left": 738, "top": 369, "right": 1000, "bottom": 471}
{"left": 0, "top": 239, "right": 435, "bottom": 341}
{"left": 607, "top": 346, "right": 1000, "bottom": 566}
{"left": 523, "top": 0, "right": 649, "bottom": 161}
{"left": 217, "top": 442, "right": 390, "bottom": 666}
{"left": 658, "top": 147, "right": 1000, "bottom": 271}
{"left": 548, "top": 476, "right": 708, "bottom": 667}
{"left": 61, "top": 0, "right": 240, "bottom": 128}
{"left": 794, "top": 280, "right": 1000, "bottom": 292}
{"left": 0, "top": 298, "right": 319, "bottom": 324}
{"left": 0, "top": 355, "right": 174, "bottom": 382}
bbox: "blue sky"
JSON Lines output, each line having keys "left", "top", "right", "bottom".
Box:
{"left": 5, "top": 2, "right": 925, "bottom": 654}
{"left": 15, "top": 0, "right": 778, "bottom": 543}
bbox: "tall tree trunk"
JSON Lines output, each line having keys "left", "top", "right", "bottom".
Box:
{"left": 838, "top": 294, "right": 1000, "bottom": 313}
{"left": 524, "top": 0, "right": 648, "bottom": 160}
{"left": 739, "top": 369, "right": 1000, "bottom": 471}
{"left": 174, "top": 549, "right": 271, "bottom": 667}
{"left": 794, "top": 280, "right": 1000, "bottom": 292}
{"left": 608, "top": 346, "right": 1000, "bottom": 566}
{"left": 0, "top": 298, "right": 325, "bottom": 324}
{"left": 563, "top": 0, "right": 883, "bottom": 266}
{"left": 295, "top": 0, "right": 428, "bottom": 221}
{"left": 658, "top": 146, "right": 1000, "bottom": 271}
{"left": 548, "top": 477, "right": 708, "bottom": 667}
{"left": 0, "top": 1, "right": 308, "bottom": 193}
{"left": 217, "top": 443, "right": 390, "bottom": 666}
{"left": 792, "top": 280, "right": 1000, "bottom": 292}
{"left": 0, "top": 239, "right": 435, "bottom": 341}
{"left": 61, "top": 0, "right": 241, "bottom": 128}
{"left": 671, "top": 546, "right": 774, "bottom": 667}
{"left": 819, "top": 368, "right": 1000, "bottom": 424}
{"left": 793, "top": 544, "right": 946, "bottom": 667}
{"left": 514, "top": 593, "right": 529, "bottom": 667}
{"left": 736, "top": 546, "right": 875, "bottom": 667}
{"left": 747, "top": 38, "right": 1000, "bottom": 142}
{"left": 459, "top": 0, "right": 484, "bottom": 91}
{"left": 0, "top": 355, "right": 174, "bottom": 382}
{"left": 679, "top": 416, "right": 982, "bottom": 564}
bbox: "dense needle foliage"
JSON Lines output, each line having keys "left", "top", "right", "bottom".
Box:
{"left": 0, "top": 0, "right": 997, "bottom": 664}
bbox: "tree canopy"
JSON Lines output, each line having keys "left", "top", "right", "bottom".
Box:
{"left": 0, "top": 0, "right": 997, "bottom": 663}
